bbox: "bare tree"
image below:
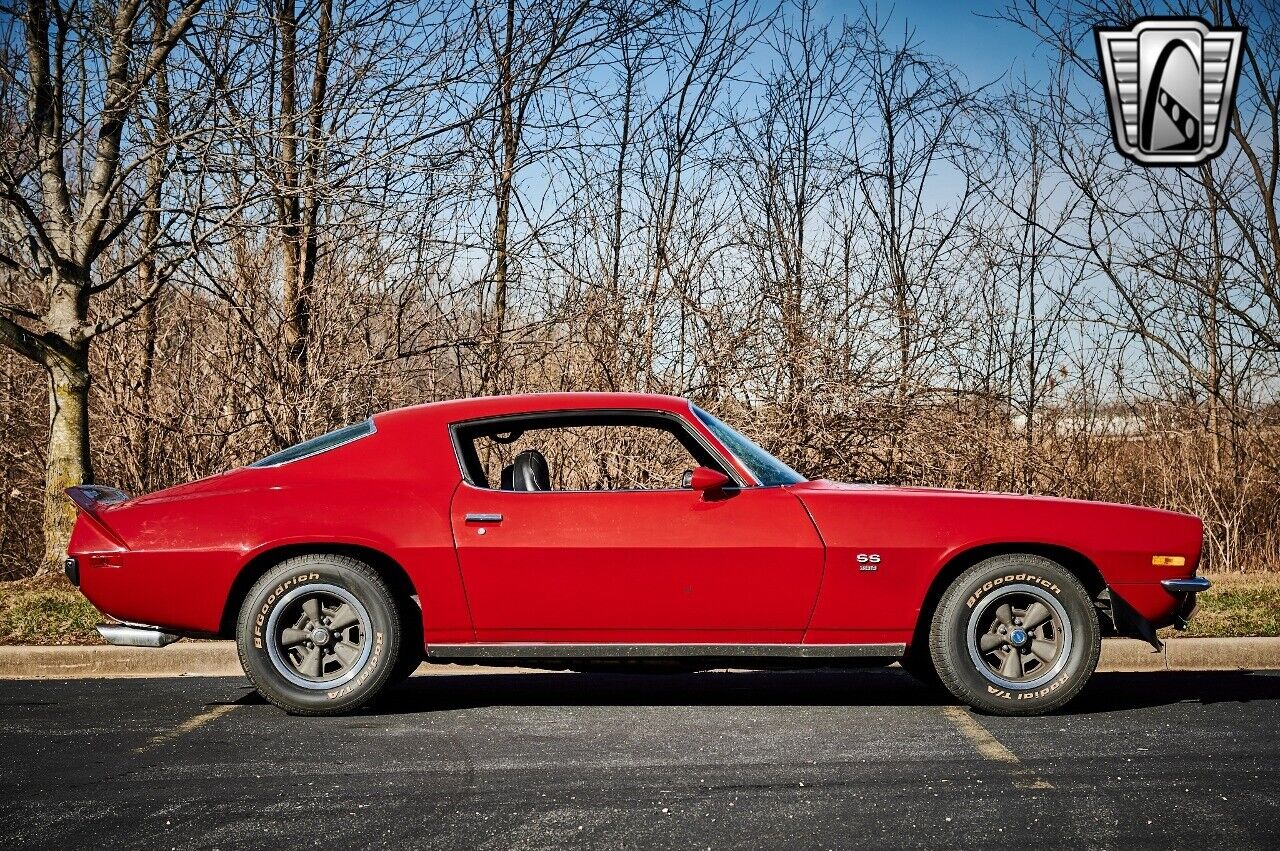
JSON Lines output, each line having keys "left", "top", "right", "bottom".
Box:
{"left": 632, "top": 0, "right": 769, "bottom": 389}
{"left": 843, "top": 11, "right": 988, "bottom": 478}
{"left": 0, "top": 0, "right": 214, "bottom": 573}
{"left": 973, "top": 78, "right": 1091, "bottom": 491}
{"left": 1000, "top": 0, "right": 1280, "bottom": 567}
{"left": 732, "top": 0, "right": 856, "bottom": 452}
{"left": 467, "top": 0, "right": 648, "bottom": 387}
{"left": 274, "top": 0, "right": 334, "bottom": 382}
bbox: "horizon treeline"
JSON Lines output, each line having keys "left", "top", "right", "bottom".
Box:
{"left": 1, "top": 0, "right": 1277, "bottom": 579}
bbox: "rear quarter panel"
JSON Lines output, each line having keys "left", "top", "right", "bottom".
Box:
{"left": 73, "top": 408, "right": 472, "bottom": 641}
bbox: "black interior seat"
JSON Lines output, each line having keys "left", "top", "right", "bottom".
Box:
{"left": 499, "top": 449, "right": 550, "bottom": 491}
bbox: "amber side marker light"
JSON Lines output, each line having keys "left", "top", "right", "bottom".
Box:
{"left": 1152, "top": 555, "right": 1187, "bottom": 567}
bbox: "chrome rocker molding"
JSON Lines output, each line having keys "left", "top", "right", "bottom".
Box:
{"left": 96, "top": 623, "right": 182, "bottom": 648}
{"left": 426, "top": 642, "right": 906, "bottom": 660}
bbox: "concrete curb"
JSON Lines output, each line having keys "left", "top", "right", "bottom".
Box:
{"left": 0, "top": 638, "right": 1277, "bottom": 680}
{"left": 1164, "top": 637, "right": 1280, "bottom": 671}
{"left": 0, "top": 642, "right": 244, "bottom": 679}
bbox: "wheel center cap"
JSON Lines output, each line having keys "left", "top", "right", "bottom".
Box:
{"left": 310, "top": 627, "right": 331, "bottom": 646}
{"left": 1010, "top": 628, "right": 1028, "bottom": 647}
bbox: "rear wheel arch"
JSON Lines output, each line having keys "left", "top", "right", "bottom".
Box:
{"left": 220, "top": 543, "right": 420, "bottom": 639}
{"left": 909, "top": 542, "right": 1105, "bottom": 655}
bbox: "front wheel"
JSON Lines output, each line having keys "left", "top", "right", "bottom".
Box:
{"left": 929, "top": 554, "right": 1100, "bottom": 716}
{"left": 236, "top": 554, "right": 401, "bottom": 715}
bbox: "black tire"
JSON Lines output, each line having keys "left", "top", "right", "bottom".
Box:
{"left": 388, "top": 596, "right": 423, "bottom": 687}
{"left": 929, "top": 554, "right": 1100, "bottom": 716}
{"left": 236, "top": 554, "right": 400, "bottom": 715}
{"left": 900, "top": 648, "right": 941, "bottom": 689}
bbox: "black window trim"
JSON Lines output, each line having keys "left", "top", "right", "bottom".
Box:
{"left": 447, "top": 408, "right": 752, "bottom": 492}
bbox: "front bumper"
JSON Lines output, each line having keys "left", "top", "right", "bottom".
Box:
{"left": 1102, "top": 575, "right": 1212, "bottom": 650}
{"left": 1161, "top": 576, "right": 1212, "bottom": 629}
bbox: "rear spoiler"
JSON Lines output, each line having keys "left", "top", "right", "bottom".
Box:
{"left": 65, "top": 485, "right": 131, "bottom": 549}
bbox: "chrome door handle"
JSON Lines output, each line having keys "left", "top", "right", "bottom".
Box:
{"left": 465, "top": 513, "right": 503, "bottom": 523}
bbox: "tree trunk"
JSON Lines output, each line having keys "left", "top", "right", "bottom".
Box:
{"left": 39, "top": 346, "right": 93, "bottom": 576}
{"left": 2, "top": 0, "right": 207, "bottom": 579}
{"left": 1201, "top": 168, "right": 1224, "bottom": 480}
{"left": 277, "top": 0, "right": 308, "bottom": 382}
{"left": 488, "top": 0, "right": 518, "bottom": 388}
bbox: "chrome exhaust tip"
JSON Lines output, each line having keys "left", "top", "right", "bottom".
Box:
{"left": 96, "top": 623, "right": 181, "bottom": 647}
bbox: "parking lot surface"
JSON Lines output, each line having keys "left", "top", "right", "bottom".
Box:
{"left": 1, "top": 667, "right": 1277, "bottom": 849}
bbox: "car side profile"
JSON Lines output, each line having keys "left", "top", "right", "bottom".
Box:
{"left": 64, "top": 393, "right": 1209, "bottom": 715}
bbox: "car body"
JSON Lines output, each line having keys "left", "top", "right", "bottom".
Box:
{"left": 65, "top": 392, "right": 1209, "bottom": 714}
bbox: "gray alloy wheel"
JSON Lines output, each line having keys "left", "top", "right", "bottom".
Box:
{"left": 264, "top": 583, "right": 373, "bottom": 690}
{"left": 965, "top": 584, "right": 1073, "bottom": 691}
{"left": 236, "top": 554, "right": 401, "bottom": 716}
{"left": 929, "top": 553, "right": 1100, "bottom": 716}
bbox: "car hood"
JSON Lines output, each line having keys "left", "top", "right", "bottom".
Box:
{"left": 786, "top": 479, "right": 1196, "bottom": 519}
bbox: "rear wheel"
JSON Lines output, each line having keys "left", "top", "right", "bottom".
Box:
{"left": 236, "top": 554, "right": 400, "bottom": 715}
{"left": 929, "top": 554, "right": 1100, "bottom": 716}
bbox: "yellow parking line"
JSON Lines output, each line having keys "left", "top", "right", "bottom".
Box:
{"left": 941, "top": 705, "right": 1053, "bottom": 789}
{"left": 133, "top": 703, "right": 239, "bottom": 755}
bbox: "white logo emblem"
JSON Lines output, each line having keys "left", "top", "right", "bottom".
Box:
{"left": 1095, "top": 18, "right": 1245, "bottom": 166}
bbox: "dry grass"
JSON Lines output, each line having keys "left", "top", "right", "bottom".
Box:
{"left": 0, "top": 576, "right": 103, "bottom": 645}
{"left": 1165, "top": 572, "right": 1280, "bottom": 639}
{"left": 0, "top": 572, "right": 1277, "bottom": 645}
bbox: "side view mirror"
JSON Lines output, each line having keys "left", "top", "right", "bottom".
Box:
{"left": 685, "top": 466, "right": 731, "bottom": 494}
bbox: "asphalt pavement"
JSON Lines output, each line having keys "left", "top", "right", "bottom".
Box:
{"left": 1, "top": 667, "right": 1277, "bottom": 849}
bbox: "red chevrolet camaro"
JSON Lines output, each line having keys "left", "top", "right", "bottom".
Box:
{"left": 65, "top": 392, "right": 1208, "bottom": 715}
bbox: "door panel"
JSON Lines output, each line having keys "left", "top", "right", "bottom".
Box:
{"left": 449, "top": 484, "right": 824, "bottom": 642}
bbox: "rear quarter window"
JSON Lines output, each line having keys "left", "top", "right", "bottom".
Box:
{"left": 249, "top": 419, "right": 375, "bottom": 468}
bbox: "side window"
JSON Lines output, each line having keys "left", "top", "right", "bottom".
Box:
{"left": 461, "top": 417, "right": 715, "bottom": 491}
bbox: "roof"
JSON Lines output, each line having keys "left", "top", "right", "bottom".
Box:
{"left": 375, "top": 392, "right": 694, "bottom": 428}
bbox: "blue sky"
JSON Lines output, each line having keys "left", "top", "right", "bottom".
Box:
{"left": 816, "top": 0, "right": 1052, "bottom": 85}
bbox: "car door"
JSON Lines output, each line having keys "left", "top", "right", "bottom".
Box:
{"left": 447, "top": 414, "right": 825, "bottom": 644}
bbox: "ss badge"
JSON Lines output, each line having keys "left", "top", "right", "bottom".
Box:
{"left": 857, "top": 553, "right": 881, "bottom": 571}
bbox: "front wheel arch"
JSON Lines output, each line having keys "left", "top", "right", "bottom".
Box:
{"left": 908, "top": 542, "right": 1105, "bottom": 658}
{"left": 220, "top": 543, "right": 420, "bottom": 640}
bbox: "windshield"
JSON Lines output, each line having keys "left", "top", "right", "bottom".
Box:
{"left": 691, "top": 406, "right": 805, "bottom": 486}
